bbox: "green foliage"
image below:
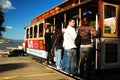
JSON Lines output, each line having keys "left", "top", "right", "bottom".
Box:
{"left": 0, "top": 7, "right": 5, "bottom": 38}
{"left": 90, "top": 21, "right": 96, "bottom": 28}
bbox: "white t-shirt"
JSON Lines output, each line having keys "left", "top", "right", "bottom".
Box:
{"left": 63, "top": 25, "right": 77, "bottom": 50}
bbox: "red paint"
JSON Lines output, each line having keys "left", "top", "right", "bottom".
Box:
{"left": 25, "top": 39, "right": 45, "bottom": 50}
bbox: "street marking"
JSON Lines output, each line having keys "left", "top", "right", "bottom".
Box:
{"left": 0, "top": 72, "right": 55, "bottom": 80}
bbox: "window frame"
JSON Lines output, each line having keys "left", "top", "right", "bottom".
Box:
{"left": 26, "top": 28, "right": 30, "bottom": 39}
{"left": 39, "top": 23, "right": 43, "bottom": 38}
{"left": 34, "top": 25, "right": 38, "bottom": 38}
{"left": 103, "top": 2, "right": 118, "bottom": 37}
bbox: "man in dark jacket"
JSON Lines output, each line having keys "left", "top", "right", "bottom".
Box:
{"left": 44, "top": 28, "right": 54, "bottom": 65}
{"left": 78, "top": 17, "right": 97, "bottom": 78}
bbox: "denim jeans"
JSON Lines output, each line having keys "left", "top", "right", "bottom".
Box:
{"left": 61, "top": 49, "right": 68, "bottom": 71}
{"left": 55, "top": 49, "right": 62, "bottom": 68}
{"left": 66, "top": 48, "right": 77, "bottom": 74}
{"left": 79, "top": 46, "right": 93, "bottom": 75}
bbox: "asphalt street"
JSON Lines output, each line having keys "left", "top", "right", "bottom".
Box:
{"left": 1, "top": 56, "right": 120, "bottom": 80}
{"left": 0, "top": 56, "right": 75, "bottom": 80}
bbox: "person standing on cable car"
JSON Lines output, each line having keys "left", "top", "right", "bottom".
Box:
{"left": 51, "top": 29, "right": 63, "bottom": 70}
{"left": 78, "top": 17, "right": 97, "bottom": 78}
{"left": 63, "top": 18, "right": 77, "bottom": 76}
{"left": 44, "top": 27, "right": 54, "bottom": 65}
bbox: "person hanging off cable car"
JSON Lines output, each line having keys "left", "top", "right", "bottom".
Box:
{"left": 78, "top": 16, "right": 100, "bottom": 78}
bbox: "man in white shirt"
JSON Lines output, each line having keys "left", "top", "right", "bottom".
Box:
{"left": 63, "top": 18, "right": 77, "bottom": 75}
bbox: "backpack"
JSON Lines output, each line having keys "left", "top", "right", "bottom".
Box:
{"left": 75, "top": 34, "right": 81, "bottom": 47}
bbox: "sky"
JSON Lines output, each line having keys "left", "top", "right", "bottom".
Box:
{"left": 0, "top": 0, "right": 64, "bottom": 40}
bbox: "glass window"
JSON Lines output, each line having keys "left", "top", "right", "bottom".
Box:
{"left": 34, "top": 25, "right": 37, "bottom": 38}
{"left": 30, "top": 27, "right": 33, "bottom": 38}
{"left": 39, "top": 23, "right": 43, "bottom": 37}
{"left": 26, "top": 28, "right": 29, "bottom": 39}
{"left": 104, "top": 4, "right": 117, "bottom": 34}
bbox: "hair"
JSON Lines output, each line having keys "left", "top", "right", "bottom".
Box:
{"left": 45, "top": 27, "right": 51, "bottom": 32}
{"left": 45, "top": 27, "right": 50, "bottom": 30}
{"left": 55, "top": 29, "right": 62, "bottom": 39}
{"left": 68, "top": 18, "right": 75, "bottom": 23}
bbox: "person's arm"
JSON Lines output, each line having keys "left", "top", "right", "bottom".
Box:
{"left": 51, "top": 34, "right": 56, "bottom": 45}
{"left": 90, "top": 26, "right": 101, "bottom": 38}
{"left": 71, "top": 28, "right": 77, "bottom": 40}
{"left": 90, "top": 27, "right": 97, "bottom": 37}
{"left": 44, "top": 33, "right": 46, "bottom": 45}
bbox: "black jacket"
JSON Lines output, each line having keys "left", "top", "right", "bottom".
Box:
{"left": 44, "top": 33, "right": 52, "bottom": 52}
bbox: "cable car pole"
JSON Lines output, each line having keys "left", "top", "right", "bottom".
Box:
{"left": 95, "top": 13, "right": 99, "bottom": 69}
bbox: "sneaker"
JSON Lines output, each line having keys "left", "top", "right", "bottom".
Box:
{"left": 57, "top": 67, "right": 62, "bottom": 70}
{"left": 70, "top": 74, "right": 73, "bottom": 76}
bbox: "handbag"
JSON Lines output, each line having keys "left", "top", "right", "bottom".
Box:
{"left": 75, "top": 34, "right": 81, "bottom": 47}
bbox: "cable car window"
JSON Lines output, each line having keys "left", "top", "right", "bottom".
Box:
{"left": 30, "top": 27, "right": 33, "bottom": 38}
{"left": 104, "top": 5, "right": 116, "bottom": 34}
{"left": 39, "top": 23, "right": 43, "bottom": 37}
{"left": 34, "top": 25, "right": 37, "bottom": 38}
{"left": 26, "top": 28, "right": 29, "bottom": 38}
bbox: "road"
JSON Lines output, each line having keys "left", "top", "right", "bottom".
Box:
{"left": 1, "top": 56, "right": 120, "bottom": 80}
{"left": 0, "top": 56, "right": 76, "bottom": 80}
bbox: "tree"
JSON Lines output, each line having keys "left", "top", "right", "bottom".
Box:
{"left": 0, "top": 6, "right": 5, "bottom": 38}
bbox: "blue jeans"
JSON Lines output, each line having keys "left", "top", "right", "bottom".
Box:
{"left": 61, "top": 49, "right": 68, "bottom": 71}
{"left": 55, "top": 49, "right": 62, "bottom": 68}
{"left": 66, "top": 48, "right": 77, "bottom": 74}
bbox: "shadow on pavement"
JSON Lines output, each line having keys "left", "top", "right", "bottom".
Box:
{"left": 0, "top": 63, "right": 27, "bottom": 72}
